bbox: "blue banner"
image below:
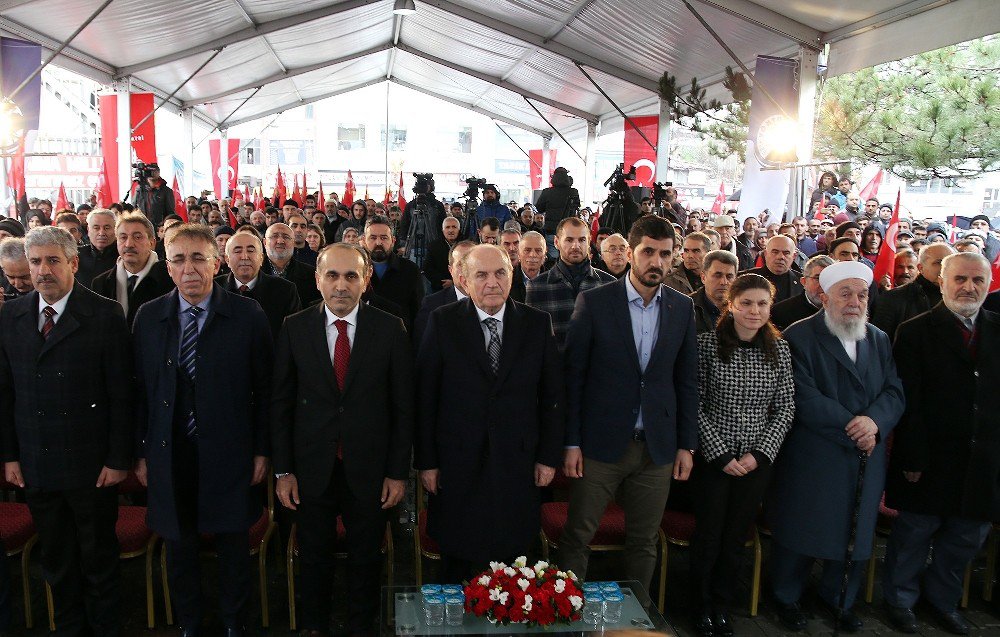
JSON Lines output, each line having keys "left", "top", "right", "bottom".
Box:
{"left": 1, "top": 37, "right": 42, "bottom": 131}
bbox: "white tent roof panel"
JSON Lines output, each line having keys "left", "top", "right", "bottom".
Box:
{"left": 1, "top": 0, "right": 997, "bottom": 137}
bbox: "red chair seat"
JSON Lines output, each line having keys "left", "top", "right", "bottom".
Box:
{"left": 199, "top": 509, "right": 270, "bottom": 550}
{"left": 540, "top": 502, "right": 626, "bottom": 546}
{"left": 418, "top": 510, "right": 440, "bottom": 555}
{"left": 0, "top": 502, "right": 35, "bottom": 551}
{"left": 877, "top": 493, "right": 898, "bottom": 534}
{"left": 116, "top": 506, "right": 153, "bottom": 553}
{"left": 661, "top": 509, "right": 697, "bottom": 543}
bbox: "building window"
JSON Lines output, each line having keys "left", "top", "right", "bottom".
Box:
{"left": 458, "top": 127, "right": 472, "bottom": 153}
{"left": 380, "top": 125, "right": 407, "bottom": 151}
{"left": 244, "top": 140, "right": 261, "bottom": 165}
{"left": 337, "top": 124, "right": 366, "bottom": 150}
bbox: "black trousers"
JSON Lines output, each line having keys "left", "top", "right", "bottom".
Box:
{"left": 690, "top": 461, "right": 771, "bottom": 609}
{"left": 0, "top": 548, "right": 10, "bottom": 632}
{"left": 297, "top": 461, "right": 387, "bottom": 634}
{"left": 25, "top": 485, "right": 121, "bottom": 637}
{"left": 165, "top": 434, "right": 251, "bottom": 630}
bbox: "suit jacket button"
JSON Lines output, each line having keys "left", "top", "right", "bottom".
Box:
{"left": 632, "top": 408, "right": 638, "bottom": 415}
{"left": 161, "top": 440, "right": 168, "bottom": 447}
{"left": 163, "top": 400, "right": 169, "bottom": 406}
{"left": 35, "top": 373, "right": 42, "bottom": 379}
{"left": 36, "top": 410, "right": 44, "bottom": 416}
{"left": 167, "top": 358, "right": 173, "bottom": 366}
{"left": 338, "top": 407, "right": 345, "bottom": 413}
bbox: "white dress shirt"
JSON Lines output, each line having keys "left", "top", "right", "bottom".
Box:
{"left": 325, "top": 302, "right": 359, "bottom": 366}
{"left": 115, "top": 252, "right": 158, "bottom": 314}
{"left": 233, "top": 274, "right": 259, "bottom": 291}
{"left": 474, "top": 302, "right": 506, "bottom": 349}
{"left": 37, "top": 288, "right": 72, "bottom": 331}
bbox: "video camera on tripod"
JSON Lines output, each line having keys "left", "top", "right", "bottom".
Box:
{"left": 600, "top": 163, "right": 637, "bottom": 234}
{"left": 132, "top": 161, "right": 159, "bottom": 181}
{"left": 405, "top": 172, "right": 436, "bottom": 269}
{"left": 603, "top": 163, "right": 636, "bottom": 198}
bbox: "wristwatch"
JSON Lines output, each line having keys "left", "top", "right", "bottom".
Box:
{"left": 275, "top": 472, "right": 291, "bottom": 479}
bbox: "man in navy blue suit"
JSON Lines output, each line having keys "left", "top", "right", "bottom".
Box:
{"left": 559, "top": 215, "right": 699, "bottom": 594}
{"left": 133, "top": 224, "right": 272, "bottom": 637}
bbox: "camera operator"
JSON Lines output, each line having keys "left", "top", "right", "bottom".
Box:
{"left": 476, "top": 184, "right": 511, "bottom": 227}
{"left": 535, "top": 167, "right": 581, "bottom": 258}
{"left": 398, "top": 173, "right": 445, "bottom": 259}
{"left": 132, "top": 163, "right": 173, "bottom": 227}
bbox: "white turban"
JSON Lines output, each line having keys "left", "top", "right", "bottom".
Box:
{"left": 818, "top": 260, "right": 873, "bottom": 292}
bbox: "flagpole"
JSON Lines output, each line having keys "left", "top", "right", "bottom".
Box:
{"left": 384, "top": 82, "right": 390, "bottom": 195}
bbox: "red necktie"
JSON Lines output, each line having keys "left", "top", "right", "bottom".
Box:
{"left": 334, "top": 319, "right": 350, "bottom": 390}
{"left": 41, "top": 306, "right": 56, "bottom": 339}
{"left": 334, "top": 319, "right": 350, "bottom": 460}
{"left": 238, "top": 284, "right": 249, "bottom": 294}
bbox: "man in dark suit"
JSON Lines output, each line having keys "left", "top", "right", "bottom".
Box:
{"left": 76, "top": 209, "right": 118, "bottom": 288}
{"left": 133, "top": 224, "right": 272, "bottom": 637}
{"left": 746, "top": 235, "right": 804, "bottom": 303}
{"left": 870, "top": 243, "right": 953, "bottom": 341}
{"left": 416, "top": 244, "right": 564, "bottom": 581}
{"left": 91, "top": 211, "right": 174, "bottom": 327}
{"left": 882, "top": 253, "right": 999, "bottom": 635}
{"left": 770, "top": 254, "right": 832, "bottom": 331}
{"left": 217, "top": 229, "right": 301, "bottom": 339}
{"left": 364, "top": 215, "right": 425, "bottom": 327}
{"left": 263, "top": 222, "right": 321, "bottom": 307}
{"left": 0, "top": 226, "right": 133, "bottom": 637}
{"left": 691, "top": 250, "right": 737, "bottom": 334}
{"left": 560, "top": 216, "right": 698, "bottom": 594}
{"left": 423, "top": 216, "right": 461, "bottom": 292}
{"left": 509, "top": 231, "right": 546, "bottom": 303}
{"left": 272, "top": 243, "right": 414, "bottom": 636}
{"left": 414, "top": 240, "right": 475, "bottom": 343}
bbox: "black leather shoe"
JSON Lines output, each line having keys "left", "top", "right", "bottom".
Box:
{"left": 774, "top": 601, "right": 807, "bottom": 632}
{"left": 885, "top": 605, "right": 918, "bottom": 633}
{"left": 711, "top": 609, "right": 734, "bottom": 637}
{"left": 933, "top": 609, "right": 970, "bottom": 635}
{"left": 693, "top": 611, "right": 714, "bottom": 637}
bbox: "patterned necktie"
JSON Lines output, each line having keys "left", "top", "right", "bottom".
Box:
{"left": 179, "top": 305, "right": 204, "bottom": 438}
{"left": 333, "top": 319, "right": 350, "bottom": 391}
{"left": 40, "top": 306, "right": 56, "bottom": 339}
{"left": 238, "top": 284, "right": 249, "bottom": 295}
{"left": 483, "top": 317, "right": 501, "bottom": 374}
{"left": 126, "top": 274, "right": 139, "bottom": 298}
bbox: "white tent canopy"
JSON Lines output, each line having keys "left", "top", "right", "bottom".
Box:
{"left": 2, "top": 0, "right": 998, "bottom": 136}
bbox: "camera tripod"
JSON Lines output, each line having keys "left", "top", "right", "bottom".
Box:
{"left": 601, "top": 193, "right": 628, "bottom": 236}
{"left": 404, "top": 196, "right": 430, "bottom": 269}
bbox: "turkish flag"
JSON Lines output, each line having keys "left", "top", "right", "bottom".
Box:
{"left": 254, "top": 187, "right": 265, "bottom": 211}
{"left": 55, "top": 182, "right": 69, "bottom": 214}
{"left": 590, "top": 206, "right": 601, "bottom": 242}
{"left": 318, "top": 180, "right": 326, "bottom": 210}
{"left": 623, "top": 116, "right": 658, "bottom": 188}
{"left": 398, "top": 173, "right": 407, "bottom": 210}
{"left": 859, "top": 169, "right": 883, "bottom": 203}
{"left": 95, "top": 159, "right": 113, "bottom": 209}
{"left": 990, "top": 251, "right": 1000, "bottom": 293}
{"left": 528, "top": 149, "right": 557, "bottom": 190}
{"left": 711, "top": 181, "right": 726, "bottom": 214}
{"left": 209, "top": 138, "right": 240, "bottom": 200}
{"left": 291, "top": 174, "right": 301, "bottom": 207}
{"left": 6, "top": 135, "right": 28, "bottom": 221}
{"left": 343, "top": 170, "right": 356, "bottom": 208}
{"left": 172, "top": 176, "right": 188, "bottom": 221}
{"left": 382, "top": 188, "right": 391, "bottom": 207}
{"left": 273, "top": 166, "right": 287, "bottom": 204}
{"left": 873, "top": 190, "right": 901, "bottom": 286}
{"left": 302, "top": 170, "right": 307, "bottom": 201}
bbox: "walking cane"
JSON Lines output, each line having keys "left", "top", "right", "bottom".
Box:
{"left": 835, "top": 450, "right": 868, "bottom": 635}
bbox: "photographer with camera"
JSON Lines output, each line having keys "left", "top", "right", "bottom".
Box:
{"left": 599, "top": 164, "right": 640, "bottom": 238}
{"left": 132, "top": 163, "right": 173, "bottom": 228}
{"left": 398, "top": 173, "right": 445, "bottom": 270}
{"left": 536, "top": 167, "right": 581, "bottom": 259}
{"left": 476, "top": 183, "right": 511, "bottom": 227}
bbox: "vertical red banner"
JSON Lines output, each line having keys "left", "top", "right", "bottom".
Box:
{"left": 623, "top": 116, "right": 658, "bottom": 188}
{"left": 528, "top": 150, "right": 558, "bottom": 190}
{"left": 99, "top": 92, "right": 160, "bottom": 202}
{"left": 209, "top": 138, "right": 241, "bottom": 200}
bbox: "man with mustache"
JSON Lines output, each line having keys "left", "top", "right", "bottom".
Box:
{"left": 525, "top": 217, "right": 615, "bottom": 347}
{"left": 882, "top": 253, "right": 999, "bottom": 635}
{"left": 263, "top": 223, "right": 320, "bottom": 307}
{"left": 870, "top": 243, "right": 954, "bottom": 341}
{"left": 767, "top": 261, "right": 905, "bottom": 633}
{"left": 746, "top": 235, "right": 804, "bottom": 303}
{"left": 559, "top": 215, "right": 698, "bottom": 597}
{"left": 0, "top": 226, "right": 133, "bottom": 637}
{"left": 92, "top": 212, "right": 174, "bottom": 328}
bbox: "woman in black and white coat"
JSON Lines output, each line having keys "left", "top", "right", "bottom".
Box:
{"left": 690, "top": 273, "right": 795, "bottom": 637}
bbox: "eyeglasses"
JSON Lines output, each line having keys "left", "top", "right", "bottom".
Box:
{"left": 166, "top": 255, "right": 213, "bottom": 265}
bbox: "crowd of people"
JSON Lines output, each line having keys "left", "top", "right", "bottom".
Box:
{"left": 0, "top": 169, "right": 998, "bottom": 637}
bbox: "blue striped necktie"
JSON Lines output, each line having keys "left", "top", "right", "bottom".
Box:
{"left": 179, "top": 305, "right": 204, "bottom": 438}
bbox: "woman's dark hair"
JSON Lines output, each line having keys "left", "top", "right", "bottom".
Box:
{"left": 27, "top": 210, "right": 50, "bottom": 226}
{"left": 716, "top": 273, "right": 781, "bottom": 365}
